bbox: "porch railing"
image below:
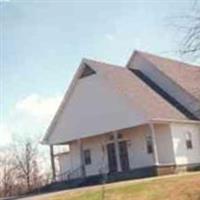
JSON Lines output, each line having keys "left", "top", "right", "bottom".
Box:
{"left": 55, "top": 165, "right": 83, "bottom": 182}
{"left": 55, "top": 161, "right": 109, "bottom": 182}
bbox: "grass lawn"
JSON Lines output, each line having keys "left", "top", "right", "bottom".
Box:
{"left": 43, "top": 172, "right": 200, "bottom": 200}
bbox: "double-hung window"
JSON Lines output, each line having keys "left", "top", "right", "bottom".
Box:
{"left": 83, "top": 149, "right": 92, "bottom": 165}
{"left": 146, "top": 135, "right": 153, "bottom": 154}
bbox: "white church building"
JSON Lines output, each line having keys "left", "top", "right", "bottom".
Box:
{"left": 42, "top": 51, "right": 200, "bottom": 182}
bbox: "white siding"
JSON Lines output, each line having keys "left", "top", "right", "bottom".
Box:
{"left": 70, "top": 141, "right": 81, "bottom": 171}
{"left": 122, "top": 125, "right": 154, "bottom": 169}
{"left": 82, "top": 136, "right": 108, "bottom": 176}
{"left": 171, "top": 123, "right": 200, "bottom": 165}
{"left": 60, "top": 125, "right": 156, "bottom": 177}
{"left": 69, "top": 135, "right": 109, "bottom": 176}
{"left": 154, "top": 124, "right": 175, "bottom": 164}
{"left": 49, "top": 75, "right": 146, "bottom": 144}
{"left": 57, "top": 153, "right": 71, "bottom": 176}
{"left": 58, "top": 123, "right": 200, "bottom": 178}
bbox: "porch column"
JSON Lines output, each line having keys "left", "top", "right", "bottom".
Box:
{"left": 113, "top": 131, "right": 122, "bottom": 172}
{"left": 50, "top": 145, "right": 56, "bottom": 180}
{"left": 149, "top": 123, "right": 159, "bottom": 166}
{"left": 78, "top": 139, "right": 86, "bottom": 178}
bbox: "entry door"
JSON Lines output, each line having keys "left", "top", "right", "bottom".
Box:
{"left": 107, "top": 143, "right": 117, "bottom": 173}
{"left": 119, "top": 141, "right": 130, "bottom": 171}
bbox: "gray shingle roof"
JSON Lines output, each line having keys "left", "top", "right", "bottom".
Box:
{"left": 84, "top": 58, "right": 187, "bottom": 121}
{"left": 134, "top": 51, "right": 200, "bottom": 101}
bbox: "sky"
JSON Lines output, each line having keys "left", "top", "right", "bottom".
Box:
{"left": 0, "top": 0, "right": 199, "bottom": 147}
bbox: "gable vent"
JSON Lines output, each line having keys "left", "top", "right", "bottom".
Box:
{"left": 79, "top": 64, "right": 96, "bottom": 79}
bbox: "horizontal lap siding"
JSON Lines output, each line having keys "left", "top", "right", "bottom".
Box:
{"left": 154, "top": 124, "right": 175, "bottom": 164}
{"left": 171, "top": 123, "right": 200, "bottom": 165}
{"left": 59, "top": 124, "right": 194, "bottom": 177}
{"left": 65, "top": 126, "right": 155, "bottom": 177}
{"left": 122, "top": 126, "right": 154, "bottom": 169}
{"left": 49, "top": 75, "right": 146, "bottom": 144}
{"left": 82, "top": 136, "right": 108, "bottom": 176}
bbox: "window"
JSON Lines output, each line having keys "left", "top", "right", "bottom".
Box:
{"left": 146, "top": 135, "right": 153, "bottom": 154}
{"left": 186, "top": 132, "right": 193, "bottom": 149}
{"left": 83, "top": 149, "right": 91, "bottom": 165}
{"left": 118, "top": 133, "right": 123, "bottom": 139}
{"left": 109, "top": 134, "right": 114, "bottom": 141}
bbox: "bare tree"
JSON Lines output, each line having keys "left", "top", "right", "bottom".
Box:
{"left": 12, "top": 138, "right": 39, "bottom": 192}
{"left": 0, "top": 134, "right": 51, "bottom": 198}
{"left": 0, "top": 150, "right": 18, "bottom": 197}
{"left": 179, "top": 0, "right": 200, "bottom": 60}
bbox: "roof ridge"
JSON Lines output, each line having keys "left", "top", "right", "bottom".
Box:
{"left": 83, "top": 57, "right": 124, "bottom": 69}
{"left": 135, "top": 50, "right": 200, "bottom": 69}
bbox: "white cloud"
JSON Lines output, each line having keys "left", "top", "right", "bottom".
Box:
{"left": 105, "top": 33, "right": 115, "bottom": 41}
{"left": 15, "top": 94, "right": 62, "bottom": 122}
{"left": 0, "top": 94, "right": 62, "bottom": 147}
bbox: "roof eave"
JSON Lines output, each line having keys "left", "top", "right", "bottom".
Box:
{"left": 150, "top": 118, "right": 200, "bottom": 124}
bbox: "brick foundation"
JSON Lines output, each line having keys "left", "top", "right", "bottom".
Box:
{"left": 155, "top": 163, "right": 200, "bottom": 176}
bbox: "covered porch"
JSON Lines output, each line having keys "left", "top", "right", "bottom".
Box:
{"left": 50, "top": 122, "right": 176, "bottom": 182}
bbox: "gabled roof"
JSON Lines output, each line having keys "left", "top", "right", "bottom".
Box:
{"left": 84, "top": 59, "right": 186, "bottom": 121}
{"left": 43, "top": 52, "right": 199, "bottom": 144}
{"left": 130, "top": 51, "right": 200, "bottom": 101}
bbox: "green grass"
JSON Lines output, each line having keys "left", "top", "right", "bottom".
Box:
{"left": 43, "top": 173, "right": 200, "bottom": 200}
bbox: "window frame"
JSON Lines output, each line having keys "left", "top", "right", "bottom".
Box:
{"left": 83, "top": 149, "right": 92, "bottom": 165}
{"left": 146, "top": 135, "right": 153, "bottom": 154}
{"left": 185, "top": 132, "right": 193, "bottom": 150}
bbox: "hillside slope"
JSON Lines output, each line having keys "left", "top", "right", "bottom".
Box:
{"left": 22, "top": 173, "right": 200, "bottom": 200}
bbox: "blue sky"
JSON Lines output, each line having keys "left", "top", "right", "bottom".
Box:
{"left": 0, "top": 0, "right": 198, "bottom": 146}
